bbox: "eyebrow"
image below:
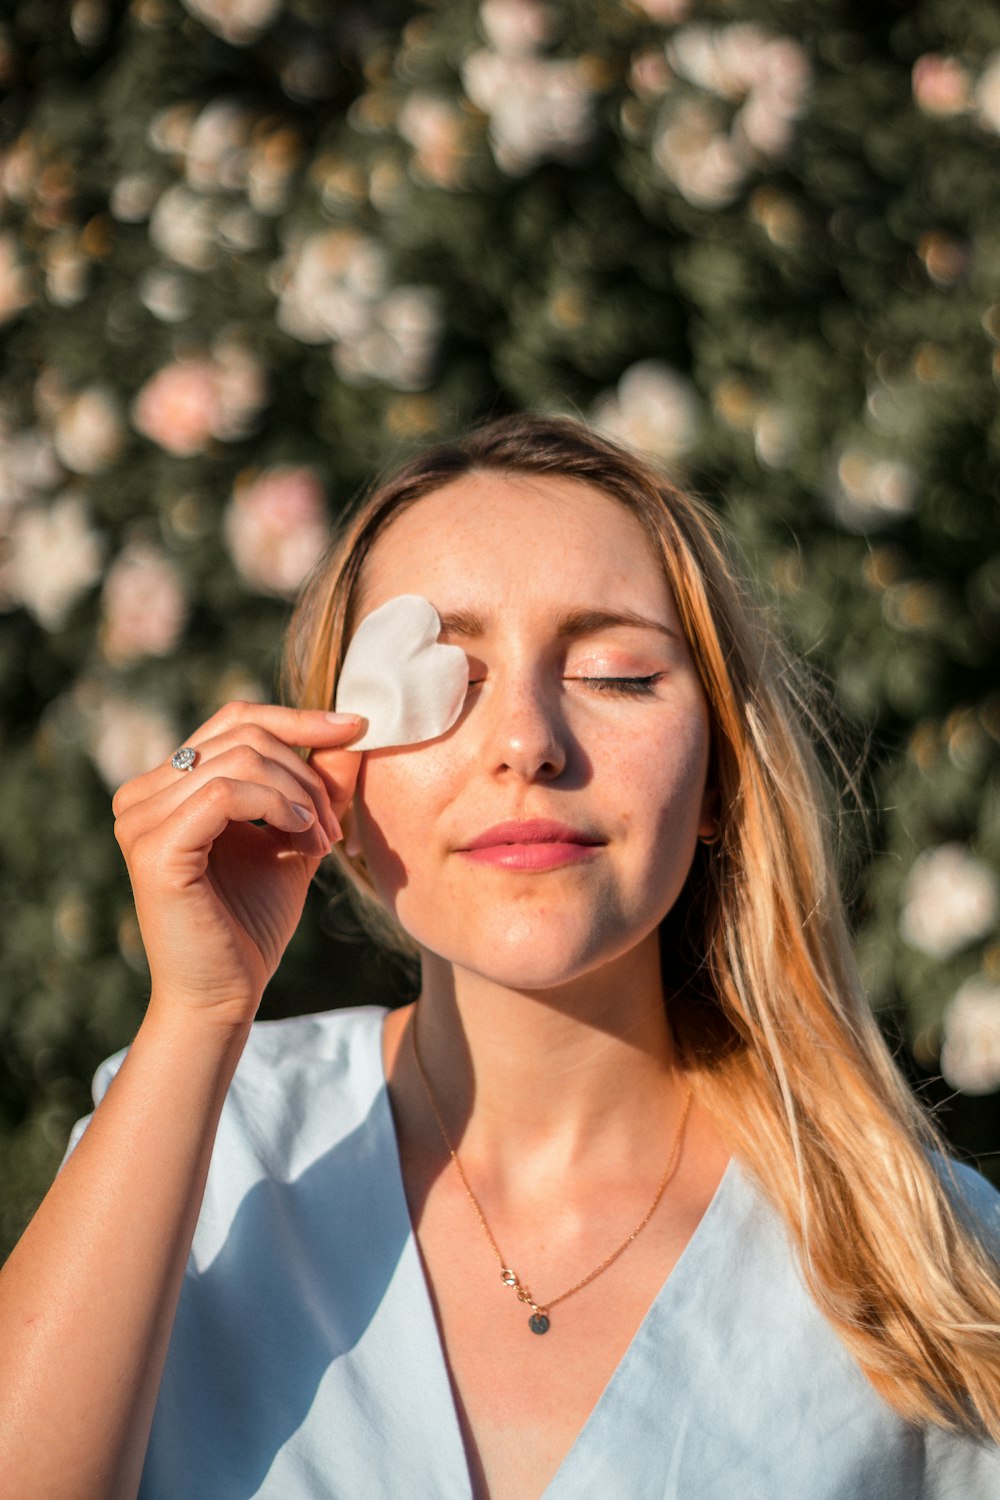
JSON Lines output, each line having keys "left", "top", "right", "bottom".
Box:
{"left": 436, "top": 607, "right": 680, "bottom": 643}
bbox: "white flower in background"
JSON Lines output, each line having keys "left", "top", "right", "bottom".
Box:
{"left": 940, "top": 977, "right": 1000, "bottom": 1096}
{"left": 149, "top": 184, "right": 218, "bottom": 271}
{"left": 0, "top": 493, "right": 103, "bottom": 629}
{"left": 0, "top": 135, "right": 37, "bottom": 207}
{"left": 911, "top": 54, "right": 973, "bottom": 117}
{"left": 53, "top": 387, "right": 125, "bottom": 474}
{"left": 132, "top": 343, "right": 266, "bottom": 456}
{"left": 336, "top": 285, "right": 441, "bottom": 391}
{"left": 462, "top": 0, "right": 595, "bottom": 175}
{"left": 44, "top": 232, "right": 90, "bottom": 308}
{"left": 148, "top": 101, "right": 198, "bottom": 158}
{"left": 100, "top": 541, "right": 188, "bottom": 664}
{"left": 753, "top": 405, "right": 796, "bottom": 469}
{"left": 109, "top": 171, "right": 160, "bottom": 223}
{"left": 652, "top": 98, "right": 744, "bottom": 208}
{"left": 591, "top": 360, "right": 700, "bottom": 462}
{"left": 139, "top": 268, "right": 192, "bottom": 322}
{"left": 479, "top": 0, "right": 550, "bottom": 56}
{"left": 185, "top": 100, "right": 252, "bottom": 192}
{"left": 976, "top": 53, "right": 1000, "bottom": 135}
{"left": 398, "top": 94, "right": 468, "bottom": 189}
{"left": 631, "top": 0, "right": 690, "bottom": 20}
{"left": 0, "top": 232, "right": 34, "bottom": 322}
{"left": 246, "top": 124, "right": 301, "bottom": 215}
{"left": 900, "top": 844, "right": 999, "bottom": 960}
{"left": 88, "top": 692, "right": 179, "bottom": 790}
{"left": 224, "top": 465, "right": 328, "bottom": 597}
{"left": 825, "top": 444, "right": 917, "bottom": 531}
{"left": 0, "top": 426, "right": 60, "bottom": 525}
{"left": 653, "top": 24, "right": 810, "bottom": 204}
{"left": 272, "top": 230, "right": 441, "bottom": 390}
{"left": 180, "top": 0, "right": 281, "bottom": 46}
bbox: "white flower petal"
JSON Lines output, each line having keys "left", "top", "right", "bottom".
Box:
{"left": 334, "top": 595, "right": 469, "bottom": 751}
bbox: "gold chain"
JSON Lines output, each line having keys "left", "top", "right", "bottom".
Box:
{"left": 409, "top": 1014, "right": 693, "bottom": 1336}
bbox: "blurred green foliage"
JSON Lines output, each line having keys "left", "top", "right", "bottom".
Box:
{"left": 1, "top": 0, "right": 999, "bottom": 1258}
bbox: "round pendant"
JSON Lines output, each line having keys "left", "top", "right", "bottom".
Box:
{"left": 528, "top": 1312, "right": 550, "bottom": 1335}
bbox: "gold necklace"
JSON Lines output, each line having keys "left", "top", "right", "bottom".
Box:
{"left": 409, "top": 1016, "right": 693, "bottom": 1336}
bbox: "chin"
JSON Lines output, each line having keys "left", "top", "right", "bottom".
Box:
{"left": 404, "top": 905, "right": 641, "bottom": 993}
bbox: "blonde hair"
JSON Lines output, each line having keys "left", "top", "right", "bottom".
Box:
{"left": 284, "top": 413, "right": 1000, "bottom": 1439}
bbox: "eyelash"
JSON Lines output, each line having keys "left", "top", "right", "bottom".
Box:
{"left": 576, "top": 674, "right": 663, "bottom": 696}
{"left": 466, "top": 674, "right": 663, "bottom": 697}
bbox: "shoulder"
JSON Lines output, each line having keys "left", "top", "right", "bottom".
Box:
{"left": 933, "top": 1153, "right": 1000, "bottom": 1255}
{"left": 67, "top": 1004, "right": 390, "bottom": 1161}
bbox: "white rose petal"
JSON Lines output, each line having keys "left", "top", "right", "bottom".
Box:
{"left": 335, "top": 595, "right": 469, "bottom": 751}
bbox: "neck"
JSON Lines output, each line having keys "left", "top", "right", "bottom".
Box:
{"left": 407, "top": 934, "right": 682, "bottom": 1180}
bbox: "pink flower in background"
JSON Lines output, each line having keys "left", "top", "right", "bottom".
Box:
{"left": 224, "top": 465, "right": 329, "bottom": 597}
{"left": 100, "top": 540, "right": 188, "bottom": 664}
{"left": 911, "top": 54, "right": 972, "bottom": 117}
{"left": 132, "top": 358, "right": 220, "bottom": 455}
{"left": 132, "top": 344, "right": 266, "bottom": 456}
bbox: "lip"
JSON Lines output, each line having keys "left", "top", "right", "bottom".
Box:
{"left": 457, "top": 819, "right": 605, "bottom": 871}
{"left": 462, "top": 819, "right": 604, "bottom": 850}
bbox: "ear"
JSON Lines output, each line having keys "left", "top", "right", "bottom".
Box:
{"left": 697, "top": 784, "right": 721, "bottom": 842}
{"left": 340, "top": 802, "right": 363, "bottom": 860}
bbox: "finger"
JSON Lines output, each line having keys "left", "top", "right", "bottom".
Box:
{"left": 116, "top": 746, "right": 341, "bottom": 849}
{"left": 308, "top": 743, "right": 363, "bottom": 814}
{"left": 121, "top": 777, "right": 331, "bottom": 877}
{"left": 113, "top": 708, "right": 363, "bottom": 819}
{"left": 188, "top": 704, "right": 364, "bottom": 754}
{"left": 166, "top": 728, "right": 342, "bottom": 840}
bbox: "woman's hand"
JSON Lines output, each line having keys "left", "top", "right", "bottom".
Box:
{"left": 111, "top": 703, "right": 364, "bottom": 1027}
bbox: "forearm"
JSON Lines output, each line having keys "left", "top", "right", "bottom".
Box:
{"left": 0, "top": 998, "right": 251, "bottom": 1500}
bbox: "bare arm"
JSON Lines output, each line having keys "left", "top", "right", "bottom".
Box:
{"left": 0, "top": 704, "right": 362, "bottom": 1500}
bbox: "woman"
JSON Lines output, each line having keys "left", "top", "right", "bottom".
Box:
{"left": 1, "top": 414, "right": 998, "bottom": 1499}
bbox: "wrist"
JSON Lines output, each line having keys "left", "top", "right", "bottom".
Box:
{"left": 142, "top": 991, "right": 257, "bottom": 1056}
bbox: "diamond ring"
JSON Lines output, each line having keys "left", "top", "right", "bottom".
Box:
{"left": 170, "top": 746, "right": 198, "bottom": 773}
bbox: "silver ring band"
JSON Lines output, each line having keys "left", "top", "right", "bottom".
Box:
{"left": 170, "top": 746, "right": 198, "bottom": 773}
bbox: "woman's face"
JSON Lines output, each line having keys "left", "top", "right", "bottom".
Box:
{"left": 334, "top": 471, "right": 715, "bottom": 991}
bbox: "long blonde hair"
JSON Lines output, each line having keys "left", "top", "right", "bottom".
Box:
{"left": 284, "top": 413, "right": 1000, "bottom": 1439}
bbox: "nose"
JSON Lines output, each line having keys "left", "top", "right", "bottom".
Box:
{"left": 479, "top": 671, "right": 567, "bottom": 782}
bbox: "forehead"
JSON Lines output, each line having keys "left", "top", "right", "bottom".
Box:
{"left": 357, "top": 470, "right": 677, "bottom": 623}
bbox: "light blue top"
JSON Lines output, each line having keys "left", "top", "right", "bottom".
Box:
{"left": 72, "top": 1005, "right": 1000, "bottom": 1498}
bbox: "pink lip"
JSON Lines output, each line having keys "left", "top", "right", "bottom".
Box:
{"left": 458, "top": 819, "right": 605, "bottom": 871}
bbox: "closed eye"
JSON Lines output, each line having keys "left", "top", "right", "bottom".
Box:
{"left": 464, "top": 674, "right": 664, "bottom": 696}
{"left": 572, "top": 674, "right": 664, "bottom": 696}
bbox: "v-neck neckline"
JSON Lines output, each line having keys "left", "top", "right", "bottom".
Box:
{"left": 369, "top": 1006, "right": 740, "bottom": 1499}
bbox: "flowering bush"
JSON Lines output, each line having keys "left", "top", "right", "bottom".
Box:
{"left": 1, "top": 0, "right": 999, "bottom": 1256}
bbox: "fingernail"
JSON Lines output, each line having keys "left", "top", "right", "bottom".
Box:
{"left": 324, "top": 712, "right": 362, "bottom": 724}
{"left": 292, "top": 803, "right": 314, "bottom": 824}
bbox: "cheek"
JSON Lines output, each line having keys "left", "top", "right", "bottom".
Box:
{"left": 353, "top": 746, "right": 452, "bottom": 902}
{"left": 611, "top": 708, "right": 711, "bottom": 867}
